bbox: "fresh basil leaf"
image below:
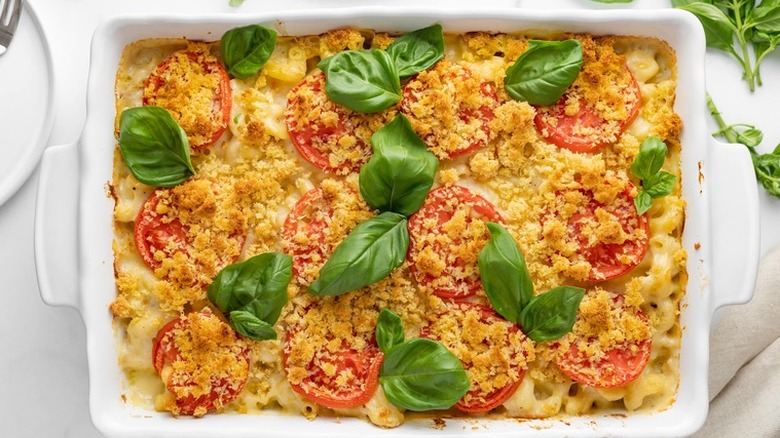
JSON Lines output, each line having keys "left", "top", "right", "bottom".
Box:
{"left": 308, "top": 212, "right": 409, "bottom": 296}
{"left": 385, "top": 24, "right": 445, "bottom": 78}
{"left": 671, "top": 0, "right": 713, "bottom": 6}
{"left": 519, "top": 286, "right": 585, "bottom": 342}
{"left": 753, "top": 148, "right": 780, "bottom": 197}
{"left": 504, "top": 39, "right": 583, "bottom": 106}
{"left": 643, "top": 171, "right": 677, "bottom": 198}
{"left": 376, "top": 308, "right": 405, "bottom": 353}
{"left": 379, "top": 338, "right": 469, "bottom": 411}
{"left": 319, "top": 49, "right": 401, "bottom": 113}
{"left": 630, "top": 136, "right": 668, "bottom": 180}
{"left": 221, "top": 25, "right": 277, "bottom": 79}
{"left": 749, "top": 4, "right": 780, "bottom": 33}
{"left": 359, "top": 114, "right": 439, "bottom": 216}
{"left": 118, "top": 106, "right": 195, "bottom": 188}
{"left": 478, "top": 222, "right": 534, "bottom": 323}
{"left": 207, "top": 252, "right": 292, "bottom": 326}
{"left": 229, "top": 310, "right": 277, "bottom": 340}
{"left": 676, "top": 4, "right": 738, "bottom": 51}
{"left": 635, "top": 190, "right": 653, "bottom": 215}
{"left": 228, "top": 0, "right": 245, "bottom": 6}
{"left": 737, "top": 127, "right": 764, "bottom": 148}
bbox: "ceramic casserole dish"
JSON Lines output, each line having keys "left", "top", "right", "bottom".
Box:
{"left": 33, "top": 7, "right": 760, "bottom": 438}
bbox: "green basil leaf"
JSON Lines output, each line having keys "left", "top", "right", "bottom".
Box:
{"left": 478, "top": 222, "right": 534, "bottom": 323}
{"left": 753, "top": 149, "right": 780, "bottom": 197}
{"left": 228, "top": 0, "right": 245, "bottom": 6}
{"left": 379, "top": 338, "right": 469, "bottom": 411}
{"left": 749, "top": 4, "right": 780, "bottom": 33}
{"left": 504, "top": 39, "right": 583, "bottom": 106}
{"left": 229, "top": 310, "right": 277, "bottom": 340}
{"left": 376, "top": 308, "right": 405, "bottom": 353}
{"left": 643, "top": 171, "right": 677, "bottom": 198}
{"left": 630, "top": 136, "right": 668, "bottom": 180}
{"left": 318, "top": 49, "right": 401, "bottom": 113}
{"left": 207, "top": 252, "right": 292, "bottom": 325}
{"left": 671, "top": 0, "right": 713, "bottom": 6}
{"left": 221, "top": 24, "right": 277, "bottom": 79}
{"left": 118, "top": 106, "right": 194, "bottom": 188}
{"left": 385, "top": 24, "right": 445, "bottom": 78}
{"left": 676, "top": 4, "right": 738, "bottom": 51}
{"left": 635, "top": 190, "right": 653, "bottom": 215}
{"left": 737, "top": 127, "right": 764, "bottom": 148}
{"left": 308, "top": 212, "right": 409, "bottom": 296}
{"left": 359, "top": 114, "right": 439, "bottom": 216}
{"left": 519, "top": 286, "right": 585, "bottom": 342}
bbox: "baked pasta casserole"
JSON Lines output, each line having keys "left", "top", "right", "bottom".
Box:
{"left": 110, "top": 25, "right": 686, "bottom": 427}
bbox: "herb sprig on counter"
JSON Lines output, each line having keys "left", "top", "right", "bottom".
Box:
{"left": 708, "top": 94, "right": 780, "bottom": 197}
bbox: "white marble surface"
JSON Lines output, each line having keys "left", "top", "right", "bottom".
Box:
{"left": 0, "top": 0, "right": 778, "bottom": 436}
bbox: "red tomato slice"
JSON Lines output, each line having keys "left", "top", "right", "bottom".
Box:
{"left": 152, "top": 312, "right": 249, "bottom": 416}
{"left": 134, "top": 190, "right": 191, "bottom": 271}
{"left": 283, "top": 331, "right": 383, "bottom": 409}
{"left": 534, "top": 68, "right": 641, "bottom": 153}
{"left": 555, "top": 295, "right": 652, "bottom": 388}
{"left": 420, "top": 303, "right": 528, "bottom": 413}
{"left": 543, "top": 183, "right": 648, "bottom": 282}
{"left": 143, "top": 50, "right": 232, "bottom": 150}
{"left": 408, "top": 185, "right": 504, "bottom": 299}
{"left": 400, "top": 62, "right": 498, "bottom": 159}
{"left": 281, "top": 187, "right": 336, "bottom": 285}
{"left": 285, "top": 72, "right": 373, "bottom": 174}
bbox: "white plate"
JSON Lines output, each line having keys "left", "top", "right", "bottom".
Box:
{"left": 0, "top": 1, "right": 54, "bottom": 207}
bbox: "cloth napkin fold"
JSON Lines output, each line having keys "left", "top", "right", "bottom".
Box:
{"left": 695, "top": 246, "right": 780, "bottom": 437}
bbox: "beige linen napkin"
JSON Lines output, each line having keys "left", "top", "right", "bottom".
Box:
{"left": 694, "top": 246, "right": 780, "bottom": 437}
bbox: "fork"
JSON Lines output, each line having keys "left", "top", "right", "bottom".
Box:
{"left": 0, "top": 0, "right": 22, "bottom": 56}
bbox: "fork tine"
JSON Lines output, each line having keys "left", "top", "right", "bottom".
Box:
{"left": 6, "top": 0, "right": 20, "bottom": 31}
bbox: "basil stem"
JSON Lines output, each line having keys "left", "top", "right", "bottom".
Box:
{"left": 478, "top": 222, "right": 534, "bottom": 323}
{"left": 519, "top": 286, "right": 585, "bottom": 342}
{"left": 504, "top": 39, "right": 583, "bottom": 106}
{"left": 308, "top": 212, "right": 409, "bottom": 296}
{"left": 318, "top": 49, "right": 401, "bottom": 113}
{"left": 385, "top": 24, "right": 445, "bottom": 78}
{"left": 221, "top": 24, "right": 278, "bottom": 79}
{"left": 207, "top": 252, "right": 292, "bottom": 341}
{"left": 379, "top": 338, "right": 470, "bottom": 411}
{"left": 376, "top": 308, "right": 405, "bottom": 353}
{"left": 359, "top": 114, "right": 439, "bottom": 217}
{"left": 118, "top": 106, "right": 195, "bottom": 188}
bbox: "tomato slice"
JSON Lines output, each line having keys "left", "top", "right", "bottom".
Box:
{"left": 554, "top": 293, "right": 652, "bottom": 388}
{"left": 285, "top": 72, "right": 373, "bottom": 174}
{"left": 534, "top": 68, "right": 641, "bottom": 153}
{"left": 420, "top": 303, "right": 530, "bottom": 413}
{"left": 400, "top": 62, "right": 498, "bottom": 159}
{"left": 283, "top": 330, "right": 383, "bottom": 409}
{"left": 134, "top": 190, "right": 191, "bottom": 271}
{"left": 408, "top": 185, "right": 504, "bottom": 299}
{"left": 143, "top": 50, "right": 232, "bottom": 150}
{"left": 152, "top": 311, "right": 249, "bottom": 416}
{"left": 542, "top": 182, "right": 648, "bottom": 282}
{"left": 281, "top": 187, "right": 335, "bottom": 285}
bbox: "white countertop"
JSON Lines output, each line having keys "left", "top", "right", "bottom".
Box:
{"left": 0, "top": 0, "right": 778, "bottom": 436}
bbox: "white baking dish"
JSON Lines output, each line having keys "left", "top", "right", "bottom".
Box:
{"left": 34, "top": 7, "right": 760, "bottom": 438}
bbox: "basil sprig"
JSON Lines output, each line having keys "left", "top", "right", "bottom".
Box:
{"left": 478, "top": 222, "right": 534, "bottom": 322}
{"left": 221, "top": 24, "right": 278, "bottom": 79}
{"left": 118, "top": 106, "right": 195, "bottom": 188}
{"left": 375, "top": 309, "right": 469, "bottom": 411}
{"left": 319, "top": 24, "right": 444, "bottom": 113}
{"left": 318, "top": 50, "right": 401, "bottom": 113}
{"left": 478, "top": 222, "right": 585, "bottom": 342}
{"left": 630, "top": 136, "right": 677, "bottom": 215}
{"left": 386, "top": 24, "right": 445, "bottom": 78}
{"left": 308, "top": 212, "right": 409, "bottom": 296}
{"left": 359, "top": 114, "right": 439, "bottom": 216}
{"left": 376, "top": 308, "right": 405, "bottom": 353}
{"left": 504, "top": 39, "right": 583, "bottom": 106}
{"left": 207, "top": 252, "right": 292, "bottom": 341}
{"left": 519, "top": 286, "right": 585, "bottom": 342}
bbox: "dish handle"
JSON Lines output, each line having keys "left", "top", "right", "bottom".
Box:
{"left": 708, "top": 139, "right": 760, "bottom": 311}
{"left": 34, "top": 142, "right": 80, "bottom": 310}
